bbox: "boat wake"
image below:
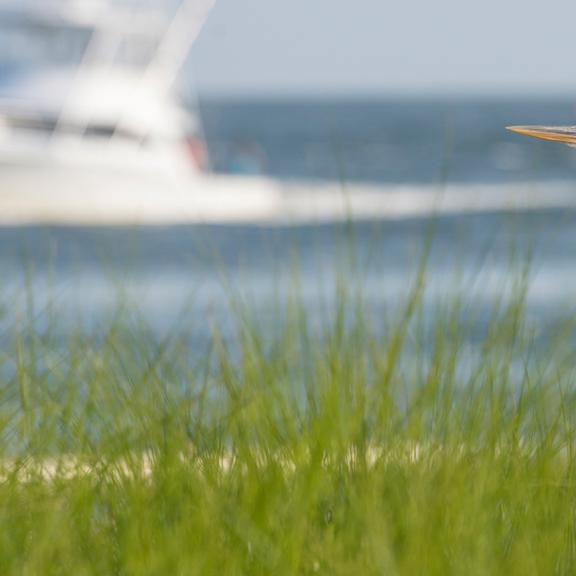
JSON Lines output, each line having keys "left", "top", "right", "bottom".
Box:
{"left": 279, "top": 179, "right": 576, "bottom": 224}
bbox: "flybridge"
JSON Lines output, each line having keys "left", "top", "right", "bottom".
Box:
{"left": 0, "top": 1, "right": 172, "bottom": 34}
{"left": 0, "top": 0, "right": 215, "bottom": 72}
{"left": 0, "top": 0, "right": 215, "bottom": 171}
{"left": 0, "top": 0, "right": 214, "bottom": 24}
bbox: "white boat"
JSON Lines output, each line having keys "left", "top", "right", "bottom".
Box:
{"left": 0, "top": 0, "right": 284, "bottom": 224}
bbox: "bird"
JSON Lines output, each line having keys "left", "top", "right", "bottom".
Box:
{"left": 507, "top": 125, "right": 576, "bottom": 147}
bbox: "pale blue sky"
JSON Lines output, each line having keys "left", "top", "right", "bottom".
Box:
{"left": 190, "top": 0, "right": 576, "bottom": 97}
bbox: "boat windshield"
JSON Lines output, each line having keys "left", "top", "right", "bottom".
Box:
{"left": 0, "top": 20, "right": 161, "bottom": 77}
{"left": 0, "top": 21, "right": 92, "bottom": 73}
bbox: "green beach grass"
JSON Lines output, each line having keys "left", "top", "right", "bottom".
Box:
{"left": 0, "top": 237, "right": 575, "bottom": 575}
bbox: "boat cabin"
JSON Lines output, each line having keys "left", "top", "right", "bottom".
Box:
{"left": 0, "top": 0, "right": 207, "bottom": 172}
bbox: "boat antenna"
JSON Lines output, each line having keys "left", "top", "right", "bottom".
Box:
{"left": 143, "top": 0, "right": 216, "bottom": 93}
{"left": 112, "top": 0, "right": 215, "bottom": 146}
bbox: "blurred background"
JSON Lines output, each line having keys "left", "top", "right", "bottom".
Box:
{"left": 1, "top": 0, "right": 576, "bottom": 341}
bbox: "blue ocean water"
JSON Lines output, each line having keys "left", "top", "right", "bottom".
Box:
{"left": 4, "top": 98, "right": 576, "bottom": 343}
{"left": 199, "top": 98, "right": 576, "bottom": 184}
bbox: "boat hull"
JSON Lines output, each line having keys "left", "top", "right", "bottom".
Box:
{"left": 0, "top": 162, "right": 575, "bottom": 226}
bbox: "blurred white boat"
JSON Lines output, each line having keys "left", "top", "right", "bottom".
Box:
{"left": 0, "top": 0, "right": 281, "bottom": 224}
